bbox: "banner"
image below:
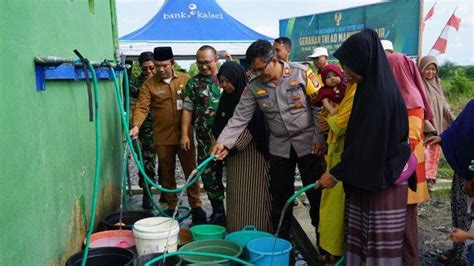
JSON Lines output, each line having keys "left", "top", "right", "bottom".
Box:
{"left": 280, "top": 0, "right": 421, "bottom": 61}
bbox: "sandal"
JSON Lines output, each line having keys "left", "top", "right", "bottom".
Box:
{"left": 437, "top": 248, "right": 458, "bottom": 264}
{"left": 319, "top": 254, "right": 341, "bottom": 264}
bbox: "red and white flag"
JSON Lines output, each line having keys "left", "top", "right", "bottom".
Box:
{"left": 429, "top": 10, "right": 461, "bottom": 56}
{"left": 422, "top": 2, "right": 436, "bottom": 31}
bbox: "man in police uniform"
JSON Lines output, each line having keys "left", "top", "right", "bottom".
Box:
{"left": 212, "top": 40, "right": 326, "bottom": 241}
{"left": 273, "top": 37, "right": 292, "bottom": 62}
{"left": 130, "top": 47, "right": 207, "bottom": 224}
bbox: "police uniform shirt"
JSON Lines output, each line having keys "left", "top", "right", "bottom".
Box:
{"left": 217, "top": 61, "right": 323, "bottom": 158}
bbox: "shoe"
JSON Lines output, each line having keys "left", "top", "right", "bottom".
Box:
{"left": 427, "top": 179, "right": 436, "bottom": 192}
{"left": 293, "top": 199, "right": 299, "bottom": 206}
{"left": 191, "top": 207, "right": 207, "bottom": 225}
{"left": 142, "top": 187, "right": 153, "bottom": 210}
{"left": 437, "top": 248, "right": 458, "bottom": 264}
{"left": 159, "top": 193, "right": 167, "bottom": 203}
{"left": 209, "top": 199, "right": 226, "bottom": 226}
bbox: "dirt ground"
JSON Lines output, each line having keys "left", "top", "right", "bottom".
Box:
{"left": 418, "top": 185, "right": 461, "bottom": 266}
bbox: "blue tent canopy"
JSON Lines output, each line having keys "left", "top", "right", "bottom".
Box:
{"left": 120, "top": 0, "right": 272, "bottom": 41}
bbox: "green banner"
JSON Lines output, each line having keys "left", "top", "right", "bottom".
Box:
{"left": 280, "top": 0, "right": 420, "bottom": 61}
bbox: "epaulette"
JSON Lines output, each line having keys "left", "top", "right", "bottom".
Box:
{"left": 247, "top": 75, "right": 259, "bottom": 84}
{"left": 289, "top": 62, "right": 308, "bottom": 71}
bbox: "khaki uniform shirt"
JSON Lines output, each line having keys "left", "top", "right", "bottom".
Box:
{"left": 133, "top": 71, "right": 190, "bottom": 145}
{"left": 218, "top": 61, "right": 323, "bottom": 158}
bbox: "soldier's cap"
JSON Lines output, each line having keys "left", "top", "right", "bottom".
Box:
{"left": 154, "top": 47, "right": 173, "bottom": 61}
{"left": 381, "top": 40, "right": 393, "bottom": 52}
{"left": 308, "top": 47, "right": 328, "bottom": 58}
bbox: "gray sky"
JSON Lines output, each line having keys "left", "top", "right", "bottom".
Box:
{"left": 117, "top": 0, "right": 473, "bottom": 65}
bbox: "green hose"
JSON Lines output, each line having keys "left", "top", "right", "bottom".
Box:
{"left": 335, "top": 256, "right": 345, "bottom": 266}
{"left": 81, "top": 62, "right": 101, "bottom": 266}
{"left": 286, "top": 183, "right": 317, "bottom": 205}
{"left": 111, "top": 68, "right": 215, "bottom": 221}
{"left": 110, "top": 67, "right": 212, "bottom": 194}
{"left": 144, "top": 251, "right": 253, "bottom": 266}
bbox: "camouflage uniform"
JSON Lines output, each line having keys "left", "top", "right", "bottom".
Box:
{"left": 130, "top": 73, "right": 156, "bottom": 187}
{"left": 183, "top": 74, "right": 224, "bottom": 200}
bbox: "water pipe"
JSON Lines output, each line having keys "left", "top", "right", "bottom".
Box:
{"left": 34, "top": 55, "right": 119, "bottom": 68}
{"left": 144, "top": 251, "right": 252, "bottom": 266}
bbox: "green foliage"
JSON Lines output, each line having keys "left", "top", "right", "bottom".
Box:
{"left": 464, "top": 66, "right": 474, "bottom": 80}
{"left": 438, "top": 60, "right": 458, "bottom": 79}
{"left": 450, "top": 75, "right": 471, "bottom": 95}
{"left": 188, "top": 63, "right": 199, "bottom": 77}
{"left": 131, "top": 61, "right": 141, "bottom": 80}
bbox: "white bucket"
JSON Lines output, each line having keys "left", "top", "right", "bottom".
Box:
{"left": 132, "top": 217, "right": 180, "bottom": 256}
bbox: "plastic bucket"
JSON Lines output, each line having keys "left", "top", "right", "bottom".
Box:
{"left": 86, "top": 230, "right": 135, "bottom": 249}
{"left": 126, "top": 252, "right": 182, "bottom": 266}
{"left": 179, "top": 239, "right": 242, "bottom": 265}
{"left": 247, "top": 237, "right": 292, "bottom": 266}
{"left": 133, "top": 217, "right": 180, "bottom": 256}
{"left": 225, "top": 226, "right": 273, "bottom": 259}
{"left": 189, "top": 224, "right": 226, "bottom": 240}
{"left": 66, "top": 247, "right": 135, "bottom": 266}
{"left": 101, "top": 211, "right": 154, "bottom": 231}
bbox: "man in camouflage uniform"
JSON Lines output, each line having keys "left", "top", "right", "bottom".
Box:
{"left": 129, "top": 51, "right": 157, "bottom": 209}
{"left": 181, "top": 45, "right": 225, "bottom": 225}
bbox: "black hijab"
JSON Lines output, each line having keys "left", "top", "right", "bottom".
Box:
{"left": 330, "top": 29, "right": 411, "bottom": 192}
{"left": 212, "top": 61, "right": 269, "bottom": 158}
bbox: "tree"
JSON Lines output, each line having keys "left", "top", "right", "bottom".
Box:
{"left": 438, "top": 60, "right": 457, "bottom": 80}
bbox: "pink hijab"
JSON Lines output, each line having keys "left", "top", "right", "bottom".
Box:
{"left": 387, "top": 53, "right": 433, "bottom": 120}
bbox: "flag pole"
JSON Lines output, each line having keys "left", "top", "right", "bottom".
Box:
{"left": 429, "top": 7, "right": 459, "bottom": 56}
{"left": 417, "top": 0, "right": 424, "bottom": 64}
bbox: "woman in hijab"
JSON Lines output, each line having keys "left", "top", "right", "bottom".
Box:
{"left": 419, "top": 55, "right": 455, "bottom": 190}
{"left": 316, "top": 29, "right": 411, "bottom": 264}
{"left": 426, "top": 99, "right": 474, "bottom": 264}
{"left": 387, "top": 52, "right": 434, "bottom": 265}
{"left": 212, "top": 61, "right": 272, "bottom": 232}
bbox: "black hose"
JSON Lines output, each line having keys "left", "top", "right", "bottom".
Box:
{"left": 73, "top": 49, "right": 94, "bottom": 122}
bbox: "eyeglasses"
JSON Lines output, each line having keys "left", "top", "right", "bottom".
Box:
{"left": 251, "top": 61, "right": 271, "bottom": 75}
{"left": 196, "top": 59, "right": 216, "bottom": 67}
{"left": 141, "top": 65, "right": 155, "bottom": 72}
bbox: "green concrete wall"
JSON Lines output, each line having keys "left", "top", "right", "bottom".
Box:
{"left": 0, "top": 1, "right": 124, "bottom": 265}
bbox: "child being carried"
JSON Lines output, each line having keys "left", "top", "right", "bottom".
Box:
{"left": 314, "top": 64, "right": 346, "bottom": 115}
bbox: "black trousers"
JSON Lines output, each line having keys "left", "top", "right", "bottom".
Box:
{"left": 270, "top": 147, "right": 325, "bottom": 241}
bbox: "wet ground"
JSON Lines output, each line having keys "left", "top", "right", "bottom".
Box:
{"left": 127, "top": 156, "right": 462, "bottom": 265}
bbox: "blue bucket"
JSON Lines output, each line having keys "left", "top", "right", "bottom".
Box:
{"left": 225, "top": 226, "right": 273, "bottom": 260}
{"left": 247, "top": 237, "right": 292, "bottom": 266}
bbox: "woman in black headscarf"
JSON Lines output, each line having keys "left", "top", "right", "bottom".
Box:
{"left": 316, "top": 29, "right": 411, "bottom": 264}
{"left": 212, "top": 61, "right": 272, "bottom": 232}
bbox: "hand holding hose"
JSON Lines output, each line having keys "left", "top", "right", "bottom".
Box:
{"left": 315, "top": 172, "right": 337, "bottom": 189}
{"left": 211, "top": 143, "right": 229, "bottom": 160}
{"left": 129, "top": 126, "right": 139, "bottom": 139}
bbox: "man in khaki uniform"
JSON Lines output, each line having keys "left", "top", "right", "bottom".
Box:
{"left": 212, "top": 40, "right": 326, "bottom": 242}
{"left": 130, "top": 47, "right": 207, "bottom": 224}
